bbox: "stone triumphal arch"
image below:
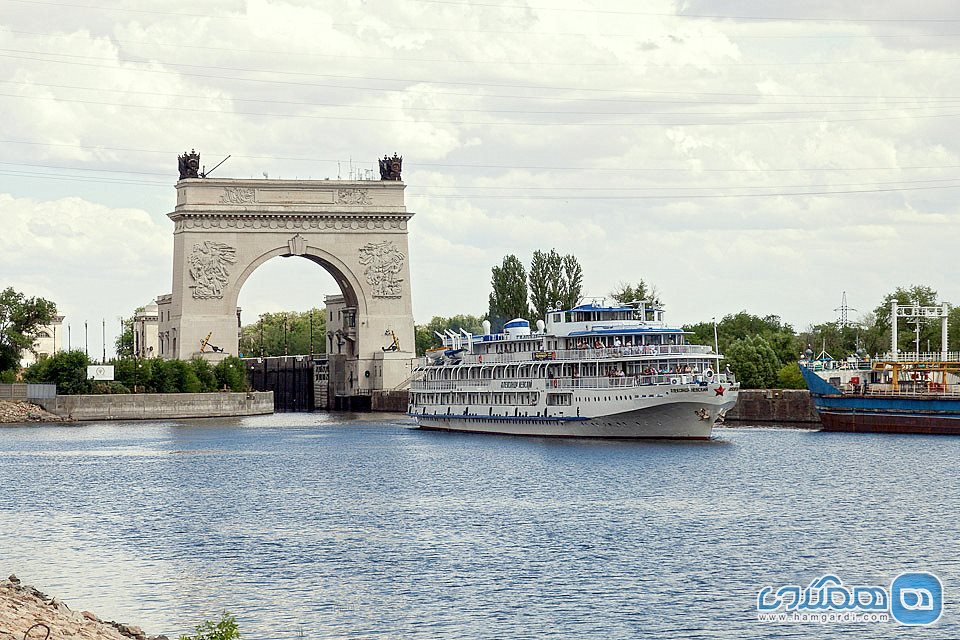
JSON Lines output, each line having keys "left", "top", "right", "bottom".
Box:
{"left": 156, "top": 157, "right": 416, "bottom": 392}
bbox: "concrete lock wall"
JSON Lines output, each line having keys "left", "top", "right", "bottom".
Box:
{"left": 37, "top": 391, "right": 274, "bottom": 421}
{"left": 723, "top": 389, "right": 820, "bottom": 424}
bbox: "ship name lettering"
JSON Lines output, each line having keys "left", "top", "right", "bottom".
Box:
{"left": 501, "top": 381, "right": 532, "bottom": 388}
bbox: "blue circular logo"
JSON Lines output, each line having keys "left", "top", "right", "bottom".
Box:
{"left": 890, "top": 572, "right": 943, "bottom": 626}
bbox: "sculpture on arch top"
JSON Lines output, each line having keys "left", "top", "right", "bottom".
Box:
{"left": 178, "top": 149, "right": 201, "bottom": 180}
{"left": 378, "top": 153, "right": 403, "bottom": 181}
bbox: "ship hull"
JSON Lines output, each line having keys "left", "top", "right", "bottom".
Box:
{"left": 813, "top": 394, "right": 960, "bottom": 435}
{"left": 413, "top": 398, "right": 735, "bottom": 439}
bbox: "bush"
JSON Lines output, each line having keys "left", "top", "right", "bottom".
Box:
{"left": 214, "top": 356, "right": 247, "bottom": 392}
{"left": 0, "top": 369, "right": 16, "bottom": 383}
{"left": 190, "top": 358, "right": 219, "bottom": 392}
{"left": 179, "top": 613, "right": 240, "bottom": 640}
{"left": 169, "top": 359, "right": 202, "bottom": 393}
{"left": 148, "top": 358, "right": 177, "bottom": 393}
{"left": 776, "top": 362, "right": 807, "bottom": 389}
{"left": 23, "top": 350, "right": 91, "bottom": 394}
{"left": 90, "top": 381, "right": 130, "bottom": 394}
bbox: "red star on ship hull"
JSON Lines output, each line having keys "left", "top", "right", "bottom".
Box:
{"left": 715, "top": 385, "right": 725, "bottom": 396}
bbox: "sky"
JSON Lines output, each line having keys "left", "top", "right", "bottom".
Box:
{"left": 2, "top": 0, "right": 960, "bottom": 357}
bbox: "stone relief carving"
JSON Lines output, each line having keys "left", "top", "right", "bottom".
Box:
{"left": 188, "top": 241, "right": 237, "bottom": 299}
{"left": 219, "top": 187, "right": 256, "bottom": 204}
{"left": 358, "top": 241, "right": 405, "bottom": 298}
{"left": 337, "top": 189, "right": 371, "bottom": 205}
{"left": 288, "top": 234, "right": 307, "bottom": 256}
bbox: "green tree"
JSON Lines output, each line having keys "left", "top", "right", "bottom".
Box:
{"left": 529, "top": 249, "right": 559, "bottom": 322}
{"left": 560, "top": 254, "right": 584, "bottom": 311}
{"left": 179, "top": 613, "right": 240, "bottom": 640}
{"left": 0, "top": 287, "right": 57, "bottom": 374}
{"left": 776, "top": 362, "right": 807, "bottom": 389}
{"left": 215, "top": 356, "right": 247, "bottom": 391}
{"left": 239, "top": 308, "right": 325, "bottom": 357}
{"left": 871, "top": 285, "right": 944, "bottom": 354}
{"left": 529, "top": 250, "right": 583, "bottom": 320}
{"left": 725, "top": 335, "right": 781, "bottom": 389}
{"left": 414, "top": 314, "right": 486, "bottom": 355}
{"left": 609, "top": 280, "right": 661, "bottom": 306}
{"left": 488, "top": 255, "right": 529, "bottom": 332}
{"left": 684, "top": 311, "right": 799, "bottom": 364}
{"left": 115, "top": 306, "right": 145, "bottom": 358}
{"left": 190, "top": 358, "right": 219, "bottom": 392}
{"left": 23, "top": 350, "right": 91, "bottom": 394}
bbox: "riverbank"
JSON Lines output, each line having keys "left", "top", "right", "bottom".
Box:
{"left": 0, "top": 400, "right": 68, "bottom": 423}
{"left": 0, "top": 575, "right": 166, "bottom": 639}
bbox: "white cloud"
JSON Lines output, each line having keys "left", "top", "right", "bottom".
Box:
{"left": 2, "top": 0, "right": 960, "bottom": 341}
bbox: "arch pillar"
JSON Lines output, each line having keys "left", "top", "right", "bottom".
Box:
{"left": 156, "top": 177, "right": 416, "bottom": 392}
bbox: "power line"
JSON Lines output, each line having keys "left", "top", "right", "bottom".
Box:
{"left": 4, "top": 159, "right": 960, "bottom": 190}
{"left": 4, "top": 139, "right": 960, "bottom": 174}
{"left": 19, "top": 0, "right": 960, "bottom": 23}
{"left": 7, "top": 28, "right": 960, "bottom": 69}
{"left": 4, "top": 90, "right": 960, "bottom": 126}
{"left": 406, "top": 0, "right": 960, "bottom": 23}
{"left": 6, "top": 50, "right": 960, "bottom": 105}
{"left": 4, "top": 165, "right": 960, "bottom": 198}
{"left": 6, "top": 79, "right": 960, "bottom": 117}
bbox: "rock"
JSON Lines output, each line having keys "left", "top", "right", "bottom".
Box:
{"left": 8, "top": 574, "right": 20, "bottom": 584}
{"left": 82, "top": 610, "right": 101, "bottom": 622}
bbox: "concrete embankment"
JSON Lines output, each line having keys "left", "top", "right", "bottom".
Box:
{"left": 34, "top": 391, "right": 274, "bottom": 421}
{"left": 0, "top": 575, "right": 167, "bottom": 640}
{"left": 724, "top": 389, "right": 820, "bottom": 425}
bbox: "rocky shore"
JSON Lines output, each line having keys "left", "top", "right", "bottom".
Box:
{"left": 0, "top": 401, "right": 68, "bottom": 424}
{"left": 0, "top": 576, "right": 166, "bottom": 640}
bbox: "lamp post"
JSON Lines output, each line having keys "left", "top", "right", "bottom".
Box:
{"left": 310, "top": 309, "right": 314, "bottom": 355}
{"left": 102, "top": 318, "right": 106, "bottom": 363}
{"left": 84, "top": 321, "right": 88, "bottom": 358}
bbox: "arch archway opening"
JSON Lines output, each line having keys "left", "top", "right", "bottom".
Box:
{"left": 237, "top": 255, "right": 355, "bottom": 358}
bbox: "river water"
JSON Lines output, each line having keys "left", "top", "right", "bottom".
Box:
{"left": 1, "top": 414, "right": 957, "bottom": 639}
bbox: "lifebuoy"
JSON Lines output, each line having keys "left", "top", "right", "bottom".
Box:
{"left": 704, "top": 369, "right": 714, "bottom": 381}
{"left": 651, "top": 346, "right": 660, "bottom": 355}
{"left": 670, "top": 376, "right": 680, "bottom": 385}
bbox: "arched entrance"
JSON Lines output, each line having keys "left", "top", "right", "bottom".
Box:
{"left": 156, "top": 176, "right": 416, "bottom": 393}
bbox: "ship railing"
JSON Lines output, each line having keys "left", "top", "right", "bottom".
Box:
{"left": 448, "top": 344, "right": 714, "bottom": 366}
{"left": 852, "top": 384, "right": 960, "bottom": 397}
{"left": 876, "top": 351, "right": 960, "bottom": 363}
{"left": 410, "top": 379, "right": 492, "bottom": 391}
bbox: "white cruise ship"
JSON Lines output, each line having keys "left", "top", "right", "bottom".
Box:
{"left": 408, "top": 301, "right": 739, "bottom": 439}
